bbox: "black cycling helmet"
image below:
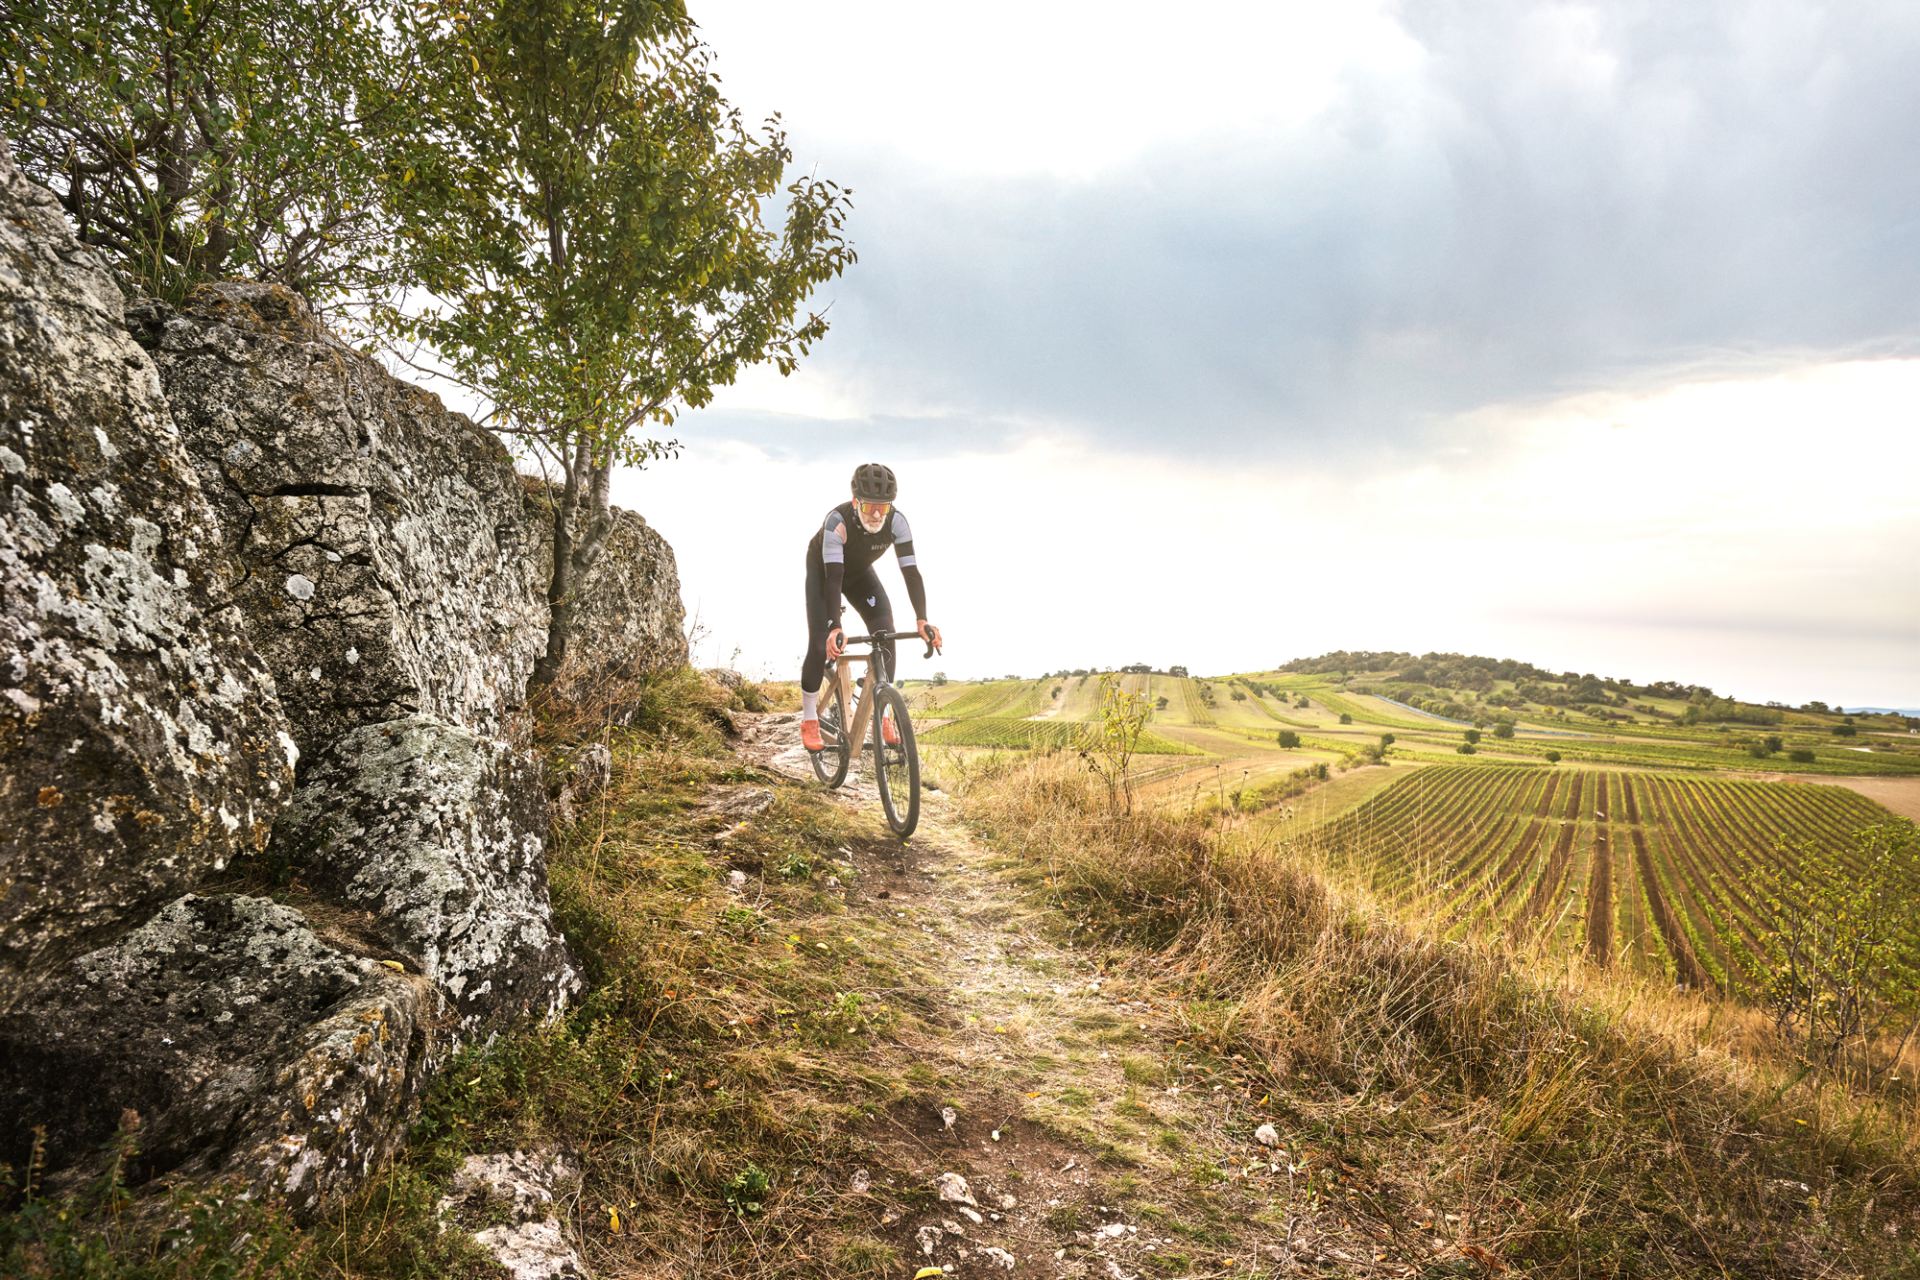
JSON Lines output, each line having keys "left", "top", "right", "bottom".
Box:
{"left": 851, "top": 462, "right": 897, "bottom": 502}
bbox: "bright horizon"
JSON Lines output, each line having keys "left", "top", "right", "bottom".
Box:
{"left": 605, "top": 2, "right": 1918, "bottom": 707}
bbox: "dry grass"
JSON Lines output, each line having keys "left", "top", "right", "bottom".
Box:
{"left": 951, "top": 750, "right": 1920, "bottom": 1278}
{"left": 1, "top": 671, "right": 935, "bottom": 1279}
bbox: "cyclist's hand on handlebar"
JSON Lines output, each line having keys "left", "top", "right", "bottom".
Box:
{"left": 826, "top": 627, "right": 846, "bottom": 660}
{"left": 917, "top": 619, "right": 943, "bottom": 654}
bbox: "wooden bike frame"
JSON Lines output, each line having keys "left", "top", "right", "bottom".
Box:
{"left": 834, "top": 654, "right": 879, "bottom": 748}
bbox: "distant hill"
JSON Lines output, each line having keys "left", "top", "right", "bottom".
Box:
{"left": 1280, "top": 650, "right": 1914, "bottom": 724}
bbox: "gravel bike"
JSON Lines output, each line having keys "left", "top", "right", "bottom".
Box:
{"left": 809, "top": 629, "right": 934, "bottom": 837}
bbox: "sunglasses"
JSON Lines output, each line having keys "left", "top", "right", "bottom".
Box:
{"left": 855, "top": 500, "right": 892, "bottom": 519}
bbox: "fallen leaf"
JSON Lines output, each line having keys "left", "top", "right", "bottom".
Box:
{"left": 1460, "top": 1243, "right": 1508, "bottom": 1274}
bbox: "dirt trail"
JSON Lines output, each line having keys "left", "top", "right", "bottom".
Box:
{"left": 735, "top": 712, "right": 1412, "bottom": 1278}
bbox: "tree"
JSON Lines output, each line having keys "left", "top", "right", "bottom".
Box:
{"left": 1379, "top": 733, "right": 1394, "bottom": 747}
{"left": 931, "top": 672, "right": 947, "bottom": 686}
{"left": 384, "top": 0, "right": 854, "bottom": 688}
{"left": 3, "top": 0, "right": 414, "bottom": 302}
{"left": 1081, "top": 675, "right": 1150, "bottom": 814}
{"left": 1456, "top": 743, "right": 1477, "bottom": 755}
{"left": 1492, "top": 722, "right": 1514, "bottom": 739}
{"left": 1763, "top": 734, "right": 1784, "bottom": 754}
{"left": 1337, "top": 712, "right": 1353, "bottom": 725}
{"left": 1544, "top": 750, "right": 1561, "bottom": 764}
{"left": 1463, "top": 728, "right": 1481, "bottom": 744}
{"left": 1277, "top": 730, "right": 1301, "bottom": 749}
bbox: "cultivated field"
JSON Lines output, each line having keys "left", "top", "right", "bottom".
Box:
{"left": 909, "top": 654, "right": 1919, "bottom": 1007}
{"left": 1299, "top": 763, "right": 1919, "bottom": 994}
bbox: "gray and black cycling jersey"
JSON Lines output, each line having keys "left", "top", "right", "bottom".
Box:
{"left": 805, "top": 501, "right": 927, "bottom": 630}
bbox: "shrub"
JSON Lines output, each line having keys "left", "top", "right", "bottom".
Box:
{"left": 1277, "top": 730, "right": 1301, "bottom": 749}
{"left": 1338, "top": 712, "right": 1353, "bottom": 724}
{"left": 1464, "top": 728, "right": 1481, "bottom": 744}
{"left": 1735, "top": 821, "right": 1920, "bottom": 1080}
{"left": 1545, "top": 750, "right": 1561, "bottom": 764}
{"left": 1832, "top": 725, "right": 1858, "bottom": 737}
{"left": 1492, "top": 722, "right": 1514, "bottom": 739}
{"left": 1788, "top": 749, "right": 1816, "bottom": 763}
{"left": 1456, "top": 743, "right": 1477, "bottom": 755}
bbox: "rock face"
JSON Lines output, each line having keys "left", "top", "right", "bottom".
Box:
{"left": 0, "top": 144, "right": 689, "bottom": 1223}
{"left": 0, "top": 150, "right": 296, "bottom": 1007}
{"left": 0, "top": 894, "right": 439, "bottom": 1215}
{"left": 525, "top": 492, "right": 689, "bottom": 681}
{"left": 280, "top": 715, "right": 579, "bottom": 1036}
{"left": 130, "top": 284, "right": 548, "bottom": 754}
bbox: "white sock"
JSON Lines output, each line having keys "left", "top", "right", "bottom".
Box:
{"left": 802, "top": 689, "right": 819, "bottom": 720}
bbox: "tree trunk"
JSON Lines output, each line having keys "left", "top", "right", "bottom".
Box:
{"left": 529, "top": 450, "right": 616, "bottom": 693}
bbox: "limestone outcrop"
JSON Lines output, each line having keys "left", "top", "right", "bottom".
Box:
{"left": 0, "top": 140, "right": 689, "bottom": 1224}
{"left": 525, "top": 492, "right": 689, "bottom": 682}
{"left": 280, "top": 715, "right": 579, "bottom": 1036}
{"left": 129, "top": 284, "right": 548, "bottom": 754}
{"left": 0, "top": 149, "right": 296, "bottom": 1008}
{"left": 0, "top": 894, "right": 439, "bottom": 1214}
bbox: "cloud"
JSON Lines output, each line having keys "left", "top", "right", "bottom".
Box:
{"left": 710, "top": 1, "right": 1920, "bottom": 461}
{"left": 634, "top": 355, "right": 1920, "bottom": 706}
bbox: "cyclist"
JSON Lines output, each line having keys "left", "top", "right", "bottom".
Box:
{"left": 800, "top": 463, "right": 943, "bottom": 752}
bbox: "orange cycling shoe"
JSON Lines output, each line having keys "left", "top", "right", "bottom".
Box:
{"left": 881, "top": 713, "right": 901, "bottom": 747}
{"left": 801, "top": 718, "right": 824, "bottom": 752}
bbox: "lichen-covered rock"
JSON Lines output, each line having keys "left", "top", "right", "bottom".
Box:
{"left": 438, "top": 1149, "right": 589, "bottom": 1280}
{"left": 525, "top": 492, "right": 688, "bottom": 680}
{"left": 129, "top": 285, "right": 547, "bottom": 754}
{"left": 553, "top": 742, "right": 613, "bottom": 825}
{"left": 0, "top": 148, "right": 296, "bottom": 1008}
{"left": 0, "top": 894, "right": 440, "bottom": 1215}
{"left": 279, "top": 715, "right": 579, "bottom": 1036}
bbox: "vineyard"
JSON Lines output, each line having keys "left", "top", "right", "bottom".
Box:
{"left": 1303, "top": 765, "right": 1920, "bottom": 997}
{"left": 917, "top": 678, "right": 1050, "bottom": 719}
{"left": 920, "top": 716, "right": 1199, "bottom": 755}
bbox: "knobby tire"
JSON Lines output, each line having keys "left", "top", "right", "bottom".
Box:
{"left": 810, "top": 668, "right": 851, "bottom": 788}
{"left": 871, "top": 685, "right": 920, "bottom": 838}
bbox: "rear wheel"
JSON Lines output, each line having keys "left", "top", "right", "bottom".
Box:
{"left": 871, "top": 685, "right": 920, "bottom": 838}
{"left": 810, "top": 670, "right": 851, "bottom": 788}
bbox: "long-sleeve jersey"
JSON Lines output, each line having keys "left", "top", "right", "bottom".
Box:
{"left": 805, "top": 501, "right": 927, "bottom": 629}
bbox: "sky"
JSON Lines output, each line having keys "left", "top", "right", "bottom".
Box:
{"left": 610, "top": 0, "right": 1920, "bottom": 707}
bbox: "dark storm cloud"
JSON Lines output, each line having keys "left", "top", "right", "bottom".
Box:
{"left": 775, "top": 1, "right": 1920, "bottom": 459}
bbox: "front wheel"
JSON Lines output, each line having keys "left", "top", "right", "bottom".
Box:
{"left": 871, "top": 685, "right": 920, "bottom": 838}
{"left": 810, "top": 669, "right": 851, "bottom": 788}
